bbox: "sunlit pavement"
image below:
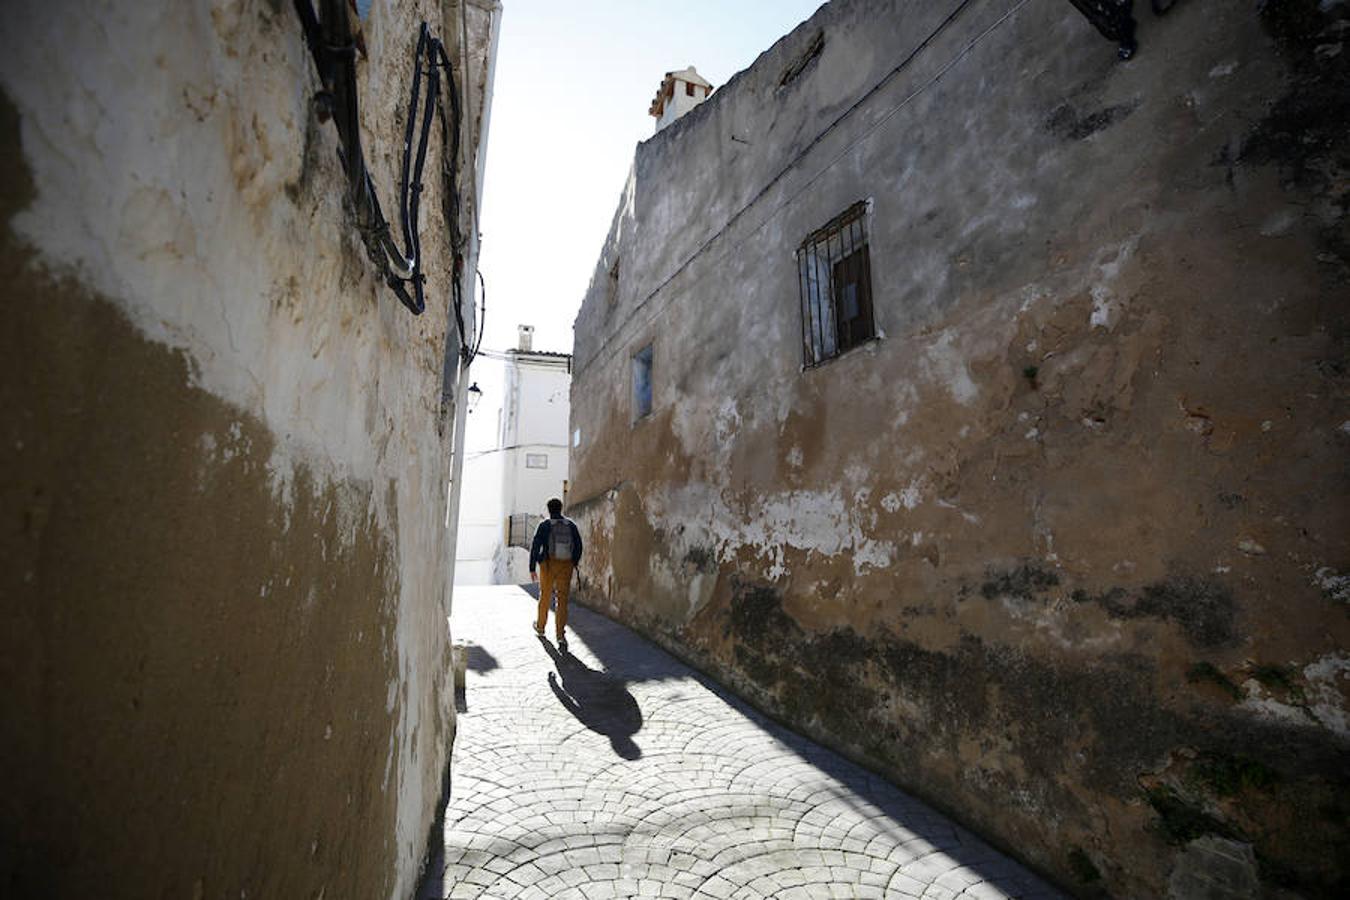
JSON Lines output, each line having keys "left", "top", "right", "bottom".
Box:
{"left": 418, "top": 585, "right": 1064, "bottom": 900}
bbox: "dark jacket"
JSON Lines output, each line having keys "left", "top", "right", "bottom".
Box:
{"left": 529, "top": 517, "right": 583, "bottom": 572}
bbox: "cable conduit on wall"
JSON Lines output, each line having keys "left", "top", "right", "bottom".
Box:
{"left": 293, "top": 0, "right": 479, "bottom": 340}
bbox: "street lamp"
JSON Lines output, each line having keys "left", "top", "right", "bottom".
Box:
{"left": 467, "top": 381, "right": 483, "bottom": 414}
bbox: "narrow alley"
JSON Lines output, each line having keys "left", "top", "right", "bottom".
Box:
{"left": 4, "top": 0, "right": 1347, "bottom": 897}
{"left": 423, "top": 588, "right": 1063, "bottom": 900}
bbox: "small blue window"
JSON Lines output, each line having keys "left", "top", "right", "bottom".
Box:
{"left": 632, "top": 344, "right": 653, "bottom": 420}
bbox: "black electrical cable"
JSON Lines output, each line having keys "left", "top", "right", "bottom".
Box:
{"left": 318, "top": 0, "right": 404, "bottom": 277}
{"left": 410, "top": 35, "right": 435, "bottom": 284}
{"left": 429, "top": 36, "right": 476, "bottom": 363}
{"left": 294, "top": 0, "right": 445, "bottom": 315}
{"left": 295, "top": 0, "right": 419, "bottom": 311}
{"left": 435, "top": 41, "right": 463, "bottom": 229}
{"left": 399, "top": 25, "right": 428, "bottom": 264}
{"left": 472, "top": 268, "right": 486, "bottom": 361}
{"left": 292, "top": 0, "right": 481, "bottom": 360}
{"left": 394, "top": 22, "right": 443, "bottom": 310}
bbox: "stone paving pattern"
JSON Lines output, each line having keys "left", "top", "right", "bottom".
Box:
{"left": 419, "top": 586, "right": 1065, "bottom": 900}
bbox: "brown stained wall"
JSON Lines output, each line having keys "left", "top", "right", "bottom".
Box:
{"left": 1, "top": 288, "right": 402, "bottom": 900}
{"left": 0, "top": 0, "right": 494, "bottom": 895}
{"left": 0, "top": 92, "right": 408, "bottom": 899}
{"left": 571, "top": 1, "right": 1349, "bottom": 896}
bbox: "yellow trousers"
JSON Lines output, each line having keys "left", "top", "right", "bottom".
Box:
{"left": 537, "top": 559, "right": 574, "bottom": 639}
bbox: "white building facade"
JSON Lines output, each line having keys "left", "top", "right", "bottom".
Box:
{"left": 649, "top": 65, "right": 712, "bottom": 133}
{"left": 456, "top": 326, "right": 572, "bottom": 584}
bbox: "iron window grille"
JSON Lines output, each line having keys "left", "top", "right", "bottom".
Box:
{"left": 606, "top": 258, "right": 620, "bottom": 306}
{"left": 796, "top": 201, "right": 875, "bottom": 367}
{"left": 507, "top": 513, "right": 543, "bottom": 549}
{"left": 632, "top": 343, "right": 654, "bottom": 420}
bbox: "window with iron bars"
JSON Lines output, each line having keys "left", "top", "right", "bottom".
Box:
{"left": 632, "top": 343, "right": 654, "bottom": 420}
{"left": 507, "top": 513, "right": 543, "bottom": 549}
{"left": 796, "top": 201, "right": 875, "bottom": 367}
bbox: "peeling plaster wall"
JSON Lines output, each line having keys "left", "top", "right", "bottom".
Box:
{"left": 571, "top": 1, "right": 1350, "bottom": 896}
{"left": 0, "top": 1, "right": 496, "bottom": 897}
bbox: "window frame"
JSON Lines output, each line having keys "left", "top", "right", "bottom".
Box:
{"left": 506, "top": 513, "right": 542, "bottom": 549}
{"left": 606, "top": 257, "right": 620, "bottom": 306}
{"left": 631, "top": 342, "right": 654, "bottom": 422}
{"left": 796, "top": 201, "right": 876, "bottom": 368}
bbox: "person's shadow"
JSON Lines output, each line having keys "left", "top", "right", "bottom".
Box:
{"left": 540, "top": 638, "right": 643, "bottom": 760}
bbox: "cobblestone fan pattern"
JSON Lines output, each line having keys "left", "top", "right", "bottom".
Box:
{"left": 421, "top": 587, "right": 1065, "bottom": 900}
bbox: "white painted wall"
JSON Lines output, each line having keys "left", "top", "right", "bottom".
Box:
{"left": 455, "top": 449, "right": 508, "bottom": 584}
{"left": 655, "top": 78, "right": 711, "bottom": 132}
{"left": 510, "top": 360, "right": 572, "bottom": 447}
{"left": 455, "top": 351, "right": 571, "bottom": 585}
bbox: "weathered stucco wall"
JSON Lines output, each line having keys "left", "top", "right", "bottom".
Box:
{"left": 571, "top": 1, "right": 1349, "bottom": 896}
{"left": 0, "top": 1, "right": 496, "bottom": 897}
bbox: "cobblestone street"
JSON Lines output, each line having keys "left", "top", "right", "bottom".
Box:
{"left": 420, "top": 586, "right": 1064, "bottom": 900}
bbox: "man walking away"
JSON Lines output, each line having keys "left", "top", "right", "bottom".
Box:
{"left": 530, "top": 498, "right": 583, "bottom": 649}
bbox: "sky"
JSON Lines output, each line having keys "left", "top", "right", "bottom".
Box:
{"left": 473, "top": 0, "right": 825, "bottom": 358}
{"left": 461, "top": 0, "right": 824, "bottom": 449}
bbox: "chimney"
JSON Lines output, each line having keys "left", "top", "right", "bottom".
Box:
{"left": 517, "top": 324, "right": 534, "bottom": 352}
{"left": 648, "top": 66, "right": 713, "bottom": 133}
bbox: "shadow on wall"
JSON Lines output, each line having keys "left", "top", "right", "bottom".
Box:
{"left": 539, "top": 637, "right": 643, "bottom": 759}
{"left": 559, "top": 592, "right": 1058, "bottom": 897}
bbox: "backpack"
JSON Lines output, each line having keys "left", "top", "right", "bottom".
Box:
{"left": 547, "top": 518, "right": 574, "bottom": 561}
